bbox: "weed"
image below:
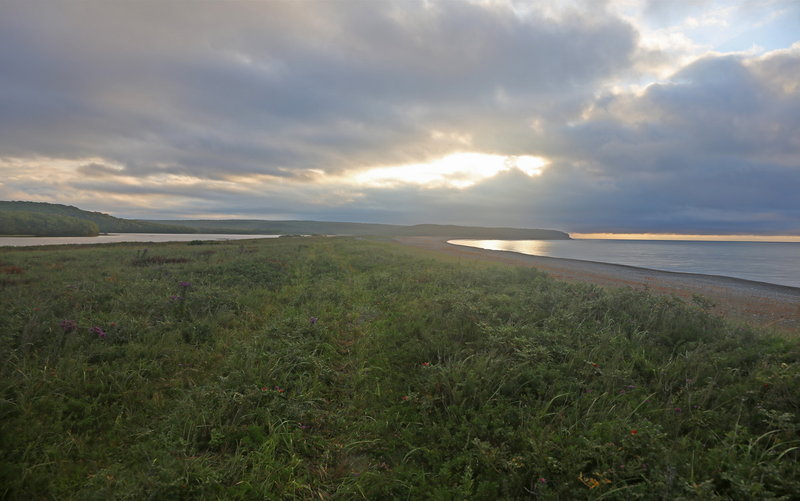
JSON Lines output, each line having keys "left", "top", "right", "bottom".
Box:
{"left": 0, "top": 237, "right": 798, "bottom": 499}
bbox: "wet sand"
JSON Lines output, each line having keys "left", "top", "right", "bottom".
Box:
{"left": 395, "top": 236, "right": 800, "bottom": 333}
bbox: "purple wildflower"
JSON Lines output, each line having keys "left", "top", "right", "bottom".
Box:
{"left": 674, "top": 407, "right": 682, "bottom": 413}
{"left": 179, "top": 281, "right": 192, "bottom": 289}
{"left": 309, "top": 316, "right": 318, "bottom": 325}
{"left": 59, "top": 319, "right": 78, "bottom": 333}
{"left": 89, "top": 326, "right": 106, "bottom": 339}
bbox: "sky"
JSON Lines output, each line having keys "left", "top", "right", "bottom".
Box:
{"left": 1, "top": 0, "right": 798, "bottom": 235}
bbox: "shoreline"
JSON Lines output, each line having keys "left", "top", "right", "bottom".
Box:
{"left": 395, "top": 236, "right": 800, "bottom": 333}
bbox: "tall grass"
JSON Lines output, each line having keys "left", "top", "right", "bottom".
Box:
{"left": 1, "top": 237, "right": 798, "bottom": 499}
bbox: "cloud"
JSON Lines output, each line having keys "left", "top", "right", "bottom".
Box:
{"left": 0, "top": 1, "right": 798, "bottom": 234}
{"left": 536, "top": 46, "right": 800, "bottom": 233}
{"left": 0, "top": 1, "right": 637, "bottom": 175}
{"left": 76, "top": 163, "right": 125, "bottom": 177}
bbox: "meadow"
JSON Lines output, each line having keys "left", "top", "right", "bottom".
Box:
{"left": 1, "top": 236, "right": 798, "bottom": 500}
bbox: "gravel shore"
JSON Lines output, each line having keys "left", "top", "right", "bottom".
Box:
{"left": 395, "top": 236, "right": 800, "bottom": 333}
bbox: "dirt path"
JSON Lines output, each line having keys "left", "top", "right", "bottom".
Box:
{"left": 395, "top": 236, "right": 800, "bottom": 333}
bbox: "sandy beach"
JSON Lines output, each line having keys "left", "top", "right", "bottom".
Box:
{"left": 395, "top": 236, "right": 800, "bottom": 333}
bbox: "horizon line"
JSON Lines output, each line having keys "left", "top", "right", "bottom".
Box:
{"left": 570, "top": 233, "right": 800, "bottom": 242}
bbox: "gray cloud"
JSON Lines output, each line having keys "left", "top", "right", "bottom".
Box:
{"left": 0, "top": 1, "right": 798, "bottom": 234}
{"left": 76, "top": 163, "right": 124, "bottom": 177}
{"left": 0, "top": 1, "right": 636, "bottom": 174}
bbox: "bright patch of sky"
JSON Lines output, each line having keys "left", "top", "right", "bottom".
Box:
{"left": 352, "top": 153, "right": 546, "bottom": 189}
{"left": 609, "top": 0, "right": 799, "bottom": 82}
{"left": 0, "top": 1, "right": 798, "bottom": 234}
{"left": 495, "top": 0, "right": 798, "bottom": 59}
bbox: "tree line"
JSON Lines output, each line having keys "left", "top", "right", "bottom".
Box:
{"left": 0, "top": 210, "right": 100, "bottom": 236}
{"left": 0, "top": 201, "right": 196, "bottom": 235}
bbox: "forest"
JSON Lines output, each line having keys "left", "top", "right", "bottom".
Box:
{"left": 0, "top": 201, "right": 195, "bottom": 235}
{"left": 0, "top": 210, "right": 99, "bottom": 236}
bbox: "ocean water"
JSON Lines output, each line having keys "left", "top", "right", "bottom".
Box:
{"left": 0, "top": 233, "right": 280, "bottom": 247}
{"left": 450, "top": 239, "right": 800, "bottom": 289}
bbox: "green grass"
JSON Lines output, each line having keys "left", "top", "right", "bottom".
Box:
{"left": 1, "top": 237, "right": 799, "bottom": 500}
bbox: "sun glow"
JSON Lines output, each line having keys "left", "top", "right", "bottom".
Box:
{"left": 353, "top": 152, "right": 547, "bottom": 189}
{"left": 571, "top": 233, "right": 800, "bottom": 242}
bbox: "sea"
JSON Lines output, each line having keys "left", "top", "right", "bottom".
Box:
{"left": 450, "top": 239, "right": 800, "bottom": 289}
{"left": 0, "top": 233, "right": 281, "bottom": 247}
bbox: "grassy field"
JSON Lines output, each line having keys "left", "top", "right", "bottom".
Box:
{"left": 1, "top": 236, "right": 799, "bottom": 500}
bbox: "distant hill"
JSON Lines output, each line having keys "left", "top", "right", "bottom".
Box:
{"left": 0, "top": 210, "right": 100, "bottom": 236}
{"left": 148, "top": 219, "right": 571, "bottom": 240}
{"left": 0, "top": 201, "right": 196, "bottom": 235}
{"left": 0, "top": 201, "right": 570, "bottom": 239}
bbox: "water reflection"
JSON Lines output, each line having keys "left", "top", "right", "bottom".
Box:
{"left": 447, "top": 238, "right": 800, "bottom": 288}
{"left": 449, "top": 239, "right": 555, "bottom": 257}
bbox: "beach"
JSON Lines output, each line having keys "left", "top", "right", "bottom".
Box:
{"left": 396, "top": 236, "right": 800, "bottom": 333}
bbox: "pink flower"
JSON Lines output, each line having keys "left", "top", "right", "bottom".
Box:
{"left": 59, "top": 319, "right": 78, "bottom": 333}
{"left": 89, "top": 326, "right": 106, "bottom": 338}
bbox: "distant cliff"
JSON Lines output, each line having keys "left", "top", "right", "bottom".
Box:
{"left": 0, "top": 201, "right": 196, "bottom": 235}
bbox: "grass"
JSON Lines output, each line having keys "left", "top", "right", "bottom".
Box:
{"left": 1, "top": 236, "right": 799, "bottom": 500}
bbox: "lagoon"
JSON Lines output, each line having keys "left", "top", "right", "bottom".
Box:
{"left": 450, "top": 238, "right": 800, "bottom": 288}
{"left": 0, "top": 233, "right": 281, "bottom": 247}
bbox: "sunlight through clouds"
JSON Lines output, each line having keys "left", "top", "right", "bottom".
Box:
{"left": 0, "top": 0, "right": 798, "bottom": 232}
{"left": 351, "top": 152, "right": 547, "bottom": 189}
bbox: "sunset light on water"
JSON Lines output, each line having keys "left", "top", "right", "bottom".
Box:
{"left": 571, "top": 233, "right": 800, "bottom": 243}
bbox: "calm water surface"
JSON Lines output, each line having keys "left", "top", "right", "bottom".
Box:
{"left": 450, "top": 239, "right": 800, "bottom": 289}
{"left": 0, "top": 233, "right": 280, "bottom": 247}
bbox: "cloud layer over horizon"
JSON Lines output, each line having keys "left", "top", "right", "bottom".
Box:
{"left": 1, "top": 0, "right": 798, "bottom": 234}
